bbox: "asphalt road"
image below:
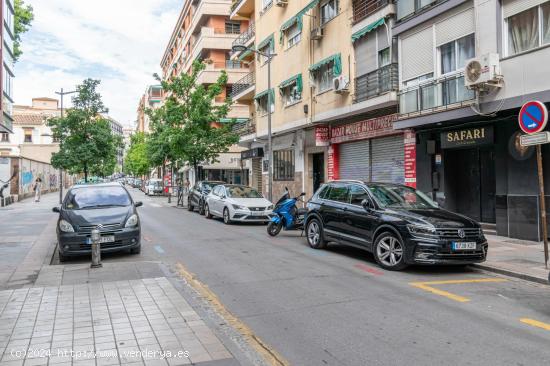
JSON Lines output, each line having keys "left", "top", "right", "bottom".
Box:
{"left": 64, "top": 188, "right": 550, "bottom": 365}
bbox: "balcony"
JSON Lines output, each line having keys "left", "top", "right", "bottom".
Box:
{"left": 230, "top": 71, "right": 255, "bottom": 102}
{"left": 396, "top": 0, "right": 449, "bottom": 22}
{"left": 196, "top": 61, "right": 250, "bottom": 85}
{"left": 231, "top": 118, "right": 256, "bottom": 136}
{"left": 354, "top": 63, "right": 398, "bottom": 103}
{"left": 352, "top": 0, "right": 392, "bottom": 24}
{"left": 232, "top": 21, "right": 255, "bottom": 50}
{"left": 398, "top": 72, "right": 475, "bottom": 119}
{"left": 230, "top": 0, "right": 254, "bottom": 20}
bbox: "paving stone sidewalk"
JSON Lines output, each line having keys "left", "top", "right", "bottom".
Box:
{"left": 0, "top": 277, "right": 233, "bottom": 366}
{"left": 474, "top": 234, "right": 550, "bottom": 284}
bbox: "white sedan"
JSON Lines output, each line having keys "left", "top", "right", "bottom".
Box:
{"left": 204, "top": 184, "right": 274, "bottom": 224}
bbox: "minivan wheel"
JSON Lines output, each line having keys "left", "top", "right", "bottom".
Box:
{"left": 373, "top": 232, "right": 408, "bottom": 271}
{"left": 223, "top": 208, "right": 232, "bottom": 224}
{"left": 306, "top": 219, "right": 326, "bottom": 249}
{"left": 187, "top": 198, "right": 194, "bottom": 211}
{"left": 204, "top": 204, "right": 212, "bottom": 219}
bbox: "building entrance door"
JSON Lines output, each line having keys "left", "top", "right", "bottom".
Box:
{"left": 445, "top": 147, "right": 496, "bottom": 223}
{"left": 312, "top": 153, "right": 325, "bottom": 193}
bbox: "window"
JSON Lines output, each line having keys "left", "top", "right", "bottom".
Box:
{"left": 326, "top": 185, "right": 349, "bottom": 203}
{"left": 23, "top": 128, "right": 33, "bottom": 143}
{"left": 0, "top": 132, "right": 8, "bottom": 142}
{"left": 286, "top": 22, "right": 301, "bottom": 49}
{"left": 256, "top": 93, "right": 274, "bottom": 115}
{"left": 349, "top": 185, "right": 369, "bottom": 206}
{"left": 321, "top": 0, "right": 339, "bottom": 25}
{"left": 439, "top": 33, "right": 475, "bottom": 75}
{"left": 273, "top": 150, "right": 294, "bottom": 181}
{"left": 378, "top": 47, "right": 391, "bottom": 68}
{"left": 506, "top": 3, "right": 550, "bottom": 56}
{"left": 258, "top": 42, "right": 274, "bottom": 64}
{"left": 262, "top": 0, "right": 273, "bottom": 11}
{"left": 225, "top": 21, "right": 241, "bottom": 34}
{"left": 282, "top": 82, "right": 301, "bottom": 106}
{"left": 313, "top": 61, "right": 334, "bottom": 92}
{"left": 317, "top": 184, "right": 330, "bottom": 199}
{"left": 397, "top": 0, "right": 438, "bottom": 20}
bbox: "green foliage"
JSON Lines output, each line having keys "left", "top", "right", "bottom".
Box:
{"left": 13, "top": 0, "right": 34, "bottom": 62}
{"left": 48, "top": 79, "right": 122, "bottom": 181}
{"left": 147, "top": 61, "right": 239, "bottom": 174}
{"left": 124, "top": 132, "right": 150, "bottom": 177}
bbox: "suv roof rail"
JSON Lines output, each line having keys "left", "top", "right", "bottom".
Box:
{"left": 328, "top": 179, "right": 365, "bottom": 184}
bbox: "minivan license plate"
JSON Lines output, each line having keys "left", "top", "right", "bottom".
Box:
{"left": 452, "top": 242, "right": 476, "bottom": 250}
{"left": 86, "top": 236, "right": 115, "bottom": 245}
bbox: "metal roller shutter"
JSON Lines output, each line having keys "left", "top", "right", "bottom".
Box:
{"left": 401, "top": 27, "right": 434, "bottom": 81}
{"left": 503, "top": 0, "right": 547, "bottom": 18}
{"left": 339, "top": 140, "right": 370, "bottom": 180}
{"left": 435, "top": 8, "right": 475, "bottom": 46}
{"left": 355, "top": 35, "right": 377, "bottom": 77}
{"left": 371, "top": 135, "right": 405, "bottom": 184}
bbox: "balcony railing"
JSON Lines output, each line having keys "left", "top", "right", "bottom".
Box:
{"left": 231, "top": 71, "right": 255, "bottom": 99}
{"left": 204, "top": 61, "right": 249, "bottom": 69}
{"left": 231, "top": 118, "right": 256, "bottom": 136}
{"left": 398, "top": 72, "right": 475, "bottom": 118}
{"left": 232, "top": 22, "right": 255, "bottom": 48}
{"left": 354, "top": 63, "right": 398, "bottom": 103}
{"left": 231, "top": 0, "right": 244, "bottom": 12}
{"left": 352, "top": 0, "right": 392, "bottom": 24}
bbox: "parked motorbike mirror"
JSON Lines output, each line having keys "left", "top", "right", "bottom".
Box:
{"left": 300, "top": 192, "right": 306, "bottom": 197}
{"left": 52, "top": 207, "right": 60, "bottom": 213}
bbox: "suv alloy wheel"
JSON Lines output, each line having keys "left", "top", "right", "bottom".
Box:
{"left": 306, "top": 218, "right": 326, "bottom": 249}
{"left": 373, "top": 232, "right": 407, "bottom": 271}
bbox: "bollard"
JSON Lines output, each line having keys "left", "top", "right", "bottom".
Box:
{"left": 90, "top": 228, "right": 102, "bottom": 268}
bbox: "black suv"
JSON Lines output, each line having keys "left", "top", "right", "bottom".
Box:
{"left": 188, "top": 180, "right": 225, "bottom": 215}
{"left": 305, "top": 181, "right": 487, "bottom": 270}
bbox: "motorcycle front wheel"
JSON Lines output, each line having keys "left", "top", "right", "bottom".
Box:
{"left": 267, "top": 221, "right": 283, "bottom": 236}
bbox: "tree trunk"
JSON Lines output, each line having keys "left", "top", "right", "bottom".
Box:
{"left": 84, "top": 164, "right": 88, "bottom": 183}
{"left": 193, "top": 162, "right": 198, "bottom": 185}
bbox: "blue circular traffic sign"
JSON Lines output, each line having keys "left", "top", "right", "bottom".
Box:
{"left": 519, "top": 101, "right": 548, "bottom": 134}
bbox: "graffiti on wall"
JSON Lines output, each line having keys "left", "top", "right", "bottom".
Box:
{"left": 49, "top": 174, "right": 57, "bottom": 189}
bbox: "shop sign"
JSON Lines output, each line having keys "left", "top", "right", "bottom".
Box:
{"left": 241, "top": 147, "right": 264, "bottom": 160}
{"left": 519, "top": 101, "right": 548, "bottom": 134}
{"left": 327, "top": 145, "right": 339, "bottom": 181}
{"left": 403, "top": 130, "right": 416, "bottom": 188}
{"left": 315, "top": 125, "right": 330, "bottom": 146}
{"left": 440, "top": 126, "right": 493, "bottom": 149}
{"left": 330, "top": 114, "right": 398, "bottom": 144}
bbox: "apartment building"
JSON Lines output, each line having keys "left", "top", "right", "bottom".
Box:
{"left": 137, "top": 85, "right": 163, "bottom": 133}
{"left": 393, "top": 0, "right": 550, "bottom": 240}
{"left": 0, "top": 0, "right": 15, "bottom": 136}
{"left": 231, "top": 0, "right": 406, "bottom": 199}
{"left": 161, "top": 0, "right": 252, "bottom": 185}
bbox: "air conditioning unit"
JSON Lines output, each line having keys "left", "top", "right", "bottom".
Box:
{"left": 333, "top": 75, "right": 349, "bottom": 93}
{"left": 311, "top": 27, "right": 324, "bottom": 40}
{"left": 464, "top": 53, "right": 502, "bottom": 89}
{"left": 275, "top": 0, "right": 288, "bottom": 7}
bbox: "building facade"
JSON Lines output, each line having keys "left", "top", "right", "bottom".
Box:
{"left": 161, "top": 0, "right": 252, "bottom": 185}
{"left": 393, "top": 0, "right": 550, "bottom": 241}
{"left": 104, "top": 116, "right": 124, "bottom": 170}
{"left": 137, "top": 85, "right": 163, "bottom": 133}
{"left": 1, "top": 0, "right": 15, "bottom": 135}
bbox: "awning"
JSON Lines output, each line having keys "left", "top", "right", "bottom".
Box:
{"left": 279, "top": 0, "right": 321, "bottom": 43}
{"left": 219, "top": 118, "right": 250, "bottom": 123}
{"left": 257, "top": 34, "right": 275, "bottom": 51}
{"left": 351, "top": 17, "right": 385, "bottom": 43}
{"left": 254, "top": 88, "right": 275, "bottom": 101}
{"left": 309, "top": 53, "right": 342, "bottom": 76}
{"left": 278, "top": 74, "right": 303, "bottom": 94}
{"left": 238, "top": 48, "right": 254, "bottom": 61}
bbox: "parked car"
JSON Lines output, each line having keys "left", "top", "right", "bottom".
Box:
{"left": 132, "top": 178, "right": 143, "bottom": 189}
{"left": 305, "top": 181, "right": 487, "bottom": 271}
{"left": 145, "top": 179, "right": 163, "bottom": 196}
{"left": 187, "top": 180, "right": 225, "bottom": 215}
{"left": 52, "top": 183, "right": 143, "bottom": 262}
{"left": 126, "top": 177, "right": 135, "bottom": 186}
{"left": 204, "top": 184, "right": 274, "bottom": 224}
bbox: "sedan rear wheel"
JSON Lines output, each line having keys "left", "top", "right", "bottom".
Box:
{"left": 204, "top": 204, "right": 212, "bottom": 219}
{"left": 223, "top": 208, "right": 232, "bottom": 225}
{"left": 374, "top": 232, "right": 407, "bottom": 271}
{"left": 306, "top": 218, "right": 326, "bottom": 249}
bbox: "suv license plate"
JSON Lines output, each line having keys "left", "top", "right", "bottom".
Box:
{"left": 452, "top": 242, "right": 476, "bottom": 250}
{"left": 86, "top": 236, "right": 115, "bottom": 245}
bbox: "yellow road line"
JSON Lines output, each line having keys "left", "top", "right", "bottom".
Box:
{"left": 175, "top": 262, "right": 289, "bottom": 366}
{"left": 520, "top": 318, "right": 550, "bottom": 331}
{"left": 409, "top": 278, "right": 508, "bottom": 303}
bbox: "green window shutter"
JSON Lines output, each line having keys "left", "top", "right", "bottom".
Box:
{"left": 351, "top": 18, "right": 385, "bottom": 43}
{"left": 309, "top": 53, "right": 342, "bottom": 76}
{"left": 279, "top": 0, "right": 321, "bottom": 44}
{"left": 278, "top": 74, "right": 303, "bottom": 95}
{"left": 258, "top": 34, "right": 275, "bottom": 51}
{"left": 333, "top": 54, "right": 342, "bottom": 76}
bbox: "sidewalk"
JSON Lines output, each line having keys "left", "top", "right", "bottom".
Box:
{"left": 475, "top": 235, "right": 550, "bottom": 284}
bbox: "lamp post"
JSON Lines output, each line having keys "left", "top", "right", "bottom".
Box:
{"left": 55, "top": 88, "right": 77, "bottom": 204}
{"left": 232, "top": 45, "right": 276, "bottom": 202}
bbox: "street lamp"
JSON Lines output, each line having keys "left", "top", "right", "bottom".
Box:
{"left": 232, "top": 44, "right": 276, "bottom": 202}
{"left": 55, "top": 88, "right": 77, "bottom": 204}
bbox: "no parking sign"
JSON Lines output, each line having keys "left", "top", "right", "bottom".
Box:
{"left": 518, "top": 101, "right": 548, "bottom": 134}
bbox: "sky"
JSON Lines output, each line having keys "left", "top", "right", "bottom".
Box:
{"left": 14, "top": 0, "right": 181, "bottom": 128}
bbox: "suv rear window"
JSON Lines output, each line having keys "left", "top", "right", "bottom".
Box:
{"left": 326, "top": 185, "right": 349, "bottom": 203}
{"left": 317, "top": 184, "right": 330, "bottom": 199}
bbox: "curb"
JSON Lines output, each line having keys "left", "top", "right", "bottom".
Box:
{"left": 472, "top": 263, "right": 549, "bottom": 285}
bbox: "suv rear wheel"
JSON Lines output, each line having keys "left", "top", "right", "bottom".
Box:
{"left": 373, "top": 232, "right": 407, "bottom": 271}
{"left": 306, "top": 218, "right": 326, "bottom": 249}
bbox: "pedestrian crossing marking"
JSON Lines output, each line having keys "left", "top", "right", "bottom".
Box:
{"left": 410, "top": 278, "right": 508, "bottom": 303}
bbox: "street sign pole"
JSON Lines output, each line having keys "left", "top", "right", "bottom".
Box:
{"left": 536, "top": 145, "right": 549, "bottom": 268}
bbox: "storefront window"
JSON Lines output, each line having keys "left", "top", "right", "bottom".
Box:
{"left": 273, "top": 149, "right": 294, "bottom": 181}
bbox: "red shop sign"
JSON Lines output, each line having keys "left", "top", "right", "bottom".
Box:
{"left": 315, "top": 125, "right": 330, "bottom": 146}
{"left": 330, "top": 114, "right": 399, "bottom": 144}
{"left": 403, "top": 130, "right": 416, "bottom": 189}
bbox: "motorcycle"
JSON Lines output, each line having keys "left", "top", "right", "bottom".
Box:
{"left": 267, "top": 188, "right": 307, "bottom": 237}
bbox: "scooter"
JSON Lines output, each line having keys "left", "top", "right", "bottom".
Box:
{"left": 267, "top": 188, "right": 307, "bottom": 237}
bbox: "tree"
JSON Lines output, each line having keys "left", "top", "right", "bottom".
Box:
{"left": 49, "top": 79, "right": 123, "bottom": 182}
{"left": 14, "top": 0, "right": 34, "bottom": 62}
{"left": 149, "top": 61, "right": 239, "bottom": 179}
{"left": 124, "top": 132, "right": 150, "bottom": 177}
